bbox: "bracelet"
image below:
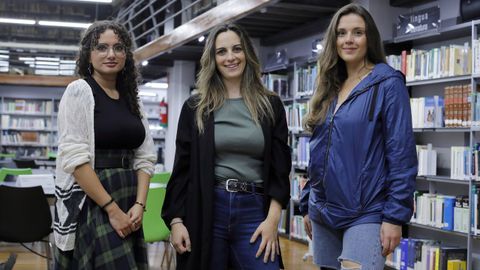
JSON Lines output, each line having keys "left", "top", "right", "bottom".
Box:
{"left": 101, "top": 198, "right": 114, "bottom": 210}
{"left": 135, "top": 201, "right": 147, "bottom": 212}
{"left": 170, "top": 220, "right": 183, "bottom": 226}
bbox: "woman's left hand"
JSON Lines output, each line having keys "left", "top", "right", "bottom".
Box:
{"left": 250, "top": 217, "right": 279, "bottom": 263}
{"left": 380, "top": 221, "right": 402, "bottom": 256}
{"left": 127, "top": 204, "right": 144, "bottom": 231}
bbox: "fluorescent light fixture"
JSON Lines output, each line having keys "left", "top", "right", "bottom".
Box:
{"left": 198, "top": 35, "right": 205, "bottom": 42}
{"left": 38, "top": 20, "right": 91, "bottom": 29}
{"left": 142, "top": 60, "right": 149, "bottom": 66}
{"left": 60, "top": 64, "right": 76, "bottom": 70}
{"left": 35, "top": 57, "right": 60, "bottom": 61}
{"left": 25, "top": 61, "right": 35, "bottom": 65}
{"left": 0, "top": 55, "right": 9, "bottom": 59}
{"left": 0, "top": 18, "right": 35, "bottom": 25}
{"left": 70, "top": 0, "right": 112, "bottom": 2}
{"left": 36, "top": 61, "right": 59, "bottom": 66}
{"left": 0, "top": 67, "right": 8, "bottom": 72}
{"left": 60, "top": 60, "right": 76, "bottom": 64}
{"left": 139, "top": 91, "right": 157, "bottom": 97}
{"left": 19, "top": 57, "right": 35, "bottom": 61}
{"left": 59, "top": 70, "right": 75, "bottom": 76}
{"left": 0, "top": 50, "right": 9, "bottom": 54}
{"left": 0, "top": 61, "right": 9, "bottom": 67}
{"left": 29, "top": 64, "right": 35, "bottom": 68}
{"left": 35, "top": 65, "right": 59, "bottom": 69}
{"left": 145, "top": 82, "right": 168, "bottom": 89}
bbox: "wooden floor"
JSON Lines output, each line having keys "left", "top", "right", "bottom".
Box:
{"left": 0, "top": 237, "right": 317, "bottom": 270}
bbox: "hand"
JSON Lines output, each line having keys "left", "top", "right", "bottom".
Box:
{"left": 250, "top": 217, "right": 279, "bottom": 263}
{"left": 127, "top": 203, "right": 144, "bottom": 232}
{"left": 303, "top": 215, "right": 312, "bottom": 240}
{"left": 105, "top": 203, "right": 134, "bottom": 238}
{"left": 380, "top": 222, "right": 402, "bottom": 256}
{"left": 170, "top": 222, "right": 191, "bottom": 254}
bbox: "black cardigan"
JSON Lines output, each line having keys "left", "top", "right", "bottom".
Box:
{"left": 162, "top": 94, "right": 291, "bottom": 270}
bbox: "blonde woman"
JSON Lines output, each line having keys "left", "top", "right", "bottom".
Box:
{"left": 300, "top": 4, "right": 417, "bottom": 270}
{"left": 162, "top": 23, "right": 291, "bottom": 270}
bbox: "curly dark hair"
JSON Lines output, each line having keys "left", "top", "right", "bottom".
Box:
{"left": 77, "top": 20, "right": 141, "bottom": 117}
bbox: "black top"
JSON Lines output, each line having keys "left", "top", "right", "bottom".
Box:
{"left": 86, "top": 76, "right": 145, "bottom": 150}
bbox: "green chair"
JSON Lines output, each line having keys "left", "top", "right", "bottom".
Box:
{"left": 143, "top": 186, "right": 175, "bottom": 268}
{"left": 0, "top": 168, "right": 33, "bottom": 183}
{"left": 150, "top": 172, "right": 171, "bottom": 184}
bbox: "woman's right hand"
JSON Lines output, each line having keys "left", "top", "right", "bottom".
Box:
{"left": 171, "top": 222, "right": 191, "bottom": 254}
{"left": 105, "top": 203, "right": 134, "bottom": 238}
{"left": 303, "top": 214, "right": 312, "bottom": 240}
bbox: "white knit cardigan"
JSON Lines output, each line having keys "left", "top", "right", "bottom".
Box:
{"left": 54, "top": 79, "right": 157, "bottom": 251}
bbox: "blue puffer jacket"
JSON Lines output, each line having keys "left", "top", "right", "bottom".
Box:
{"left": 300, "top": 63, "right": 417, "bottom": 229}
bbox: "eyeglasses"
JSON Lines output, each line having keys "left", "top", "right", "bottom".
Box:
{"left": 93, "top": 43, "right": 126, "bottom": 57}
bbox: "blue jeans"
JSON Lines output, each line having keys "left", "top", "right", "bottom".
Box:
{"left": 210, "top": 187, "right": 279, "bottom": 270}
{"left": 312, "top": 220, "right": 385, "bottom": 270}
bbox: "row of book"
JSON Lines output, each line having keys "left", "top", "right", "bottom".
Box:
{"left": 386, "top": 238, "right": 466, "bottom": 270}
{"left": 262, "top": 74, "right": 290, "bottom": 99}
{"left": 291, "top": 174, "right": 308, "bottom": 201}
{"left": 417, "top": 144, "right": 437, "bottom": 176}
{"left": 278, "top": 209, "right": 288, "bottom": 234}
{"left": 1, "top": 115, "right": 53, "bottom": 130}
{"left": 285, "top": 103, "right": 309, "bottom": 131}
{"left": 2, "top": 99, "right": 55, "bottom": 114}
{"left": 412, "top": 192, "right": 469, "bottom": 233}
{"left": 290, "top": 215, "right": 309, "bottom": 241}
{"left": 386, "top": 42, "right": 473, "bottom": 82}
{"left": 1, "top": 131, "right": 52, "bottom": 144}
{"left": 292, "top": 136, "right": 309, "bottom": 169}
{"left": 472, "top": 38, "right": 480, "bottom": 75}
{"left": 410, "top": 96, "right": 444, "bottom": 129}
{"left": 296, "top": 64, "right": 317, "bottom": 96}
{"left": 444, "top": 85, "right": 472, "bottom": 128}
{"left": 471, "top": 185, "right": 480, "bottom": 235}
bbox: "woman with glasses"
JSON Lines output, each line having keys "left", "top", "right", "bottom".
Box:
{"left": 54, "top": 20, "right": 156, "bottom": 269}
{"left": 300, "top": 3, "right": 417, "bottom": 269}
{"left": 162, "top": 23, "right": 291, "bottom": 270}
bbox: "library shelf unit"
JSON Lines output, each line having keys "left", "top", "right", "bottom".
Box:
{"left": 139, "top": 99, "right": 166, "bottom": 164}
{"left": 0, "top": 96, "right": 59, "bottom": 158}
{"left": 385, "top": 19, "right": 480, "bottom": 269}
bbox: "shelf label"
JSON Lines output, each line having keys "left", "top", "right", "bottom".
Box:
{"left": 396, "top": 6, "right": 440, "bottom": 38}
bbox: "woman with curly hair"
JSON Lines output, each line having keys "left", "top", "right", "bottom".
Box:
{"left": 53, "top": 20, "right": 156, "bottom": 269}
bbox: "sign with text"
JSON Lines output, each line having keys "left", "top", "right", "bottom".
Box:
{"left": 396, "top": 6, "right": 440, "bottom": 38}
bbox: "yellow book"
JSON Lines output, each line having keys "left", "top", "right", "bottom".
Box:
{"left": 435, "top": 247, "right": 440, "bottom": 270}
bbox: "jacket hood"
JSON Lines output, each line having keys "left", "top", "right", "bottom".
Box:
{"left": 363, "top": 63, "right": 405, "bottom": 88}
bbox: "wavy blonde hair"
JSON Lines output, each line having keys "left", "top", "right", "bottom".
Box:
{"left": 303, "top": 3, "right": 386, "bottom": 132}
{"left": 194, "top": 23, "right": 275, "bottom": 133}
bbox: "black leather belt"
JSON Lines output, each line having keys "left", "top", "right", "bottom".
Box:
{"left": 95, "top": 152, "right": 133, "bottom": 169}
{"left": 214, "top": 176, "right": 264, "bottom": 194}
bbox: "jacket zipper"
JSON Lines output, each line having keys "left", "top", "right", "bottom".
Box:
{"left": 320, "top": 85, "right": 374, "bottom": 188}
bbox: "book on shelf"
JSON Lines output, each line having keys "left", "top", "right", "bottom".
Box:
{"left": 450, "top": 146, "right": 470, "bottom": 180}
{"left": 387, "top": 238, "right": 466, "bottom": 270}
{"left": 263, "top": 74, "right": 290, "bottom": 98}
{"left": 410, "top": 96, "right": 444, "bottom": 129}
{"left": 472, "top": 184, "right": 480, "bottom": 235}
{"left": 416, "top": 144, "right": 437, "bottom": 176}
{"left": 386, "top": 41, "right": 474, "bottom": 82}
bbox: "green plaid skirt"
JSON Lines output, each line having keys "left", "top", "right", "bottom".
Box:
{"left": 55, "top": 151, "right": 148, "bottom": 270}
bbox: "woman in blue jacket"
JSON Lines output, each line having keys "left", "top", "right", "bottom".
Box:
{"left": 300, "top": 3, "right": 417, "bottom": 270}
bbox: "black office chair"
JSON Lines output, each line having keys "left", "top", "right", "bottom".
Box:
{"left": 0, "top": 185, "right": 53, "bottom": 269}
{"left": 12, "top": 158, "right": 39, "bottom": 169}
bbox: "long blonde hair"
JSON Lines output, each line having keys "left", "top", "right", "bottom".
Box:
{"left": 195, "top": 23, "right": 275, "bottom": 133}
{"left": 303, "top": 3, "right": 386, "bottom": 132}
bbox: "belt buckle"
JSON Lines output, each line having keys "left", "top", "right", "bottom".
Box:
{"left": 225, "top": 179, "right": 238, "bottom": 192}
{"left": 226, "top": 179, "right": 248, "bottom": 192}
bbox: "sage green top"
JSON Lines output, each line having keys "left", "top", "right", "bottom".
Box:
{"left": 214, "top": 98, "right": 264, "bottom": 183}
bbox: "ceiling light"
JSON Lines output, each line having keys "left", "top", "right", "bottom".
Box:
{"left": 35, "top": 65, "right": 59, "bottom": 69}
{"left": 0, "top": 18, "right": 35, "bottom": 25}
{"left": 142, "top": 60, "right": 149, "bottom": 66}
{"left": 0, "top": 55, "right": 9, "bottom": 59}
{"left": 60, "top": 60, "right": 76, "bottom": 64}
{"left": 69, "top": 0, "right": 112, "bottom": 2}
{"left": 19, "top": 57, "right": 35, "bottom": 61}
{"left": 145, "top": 82, "right": 168, "bottom": 89}
{"left": 35, "top": 57, "right": 60, "bottom": 61}
{"left": 35, "top": 69, "right": 59, "bottom": 76}
{"left": 198, "top": 36, "right": 205, "bottom": 42}
{"left": 38, "top": 21, "right": 91, "bottom": 29}
{"left": 0, "top": 50, "right": 9, "bottom": 54}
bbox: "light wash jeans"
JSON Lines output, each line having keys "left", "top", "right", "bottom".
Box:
{"left": 312, "top": 220, "right": 385, "bottom": 270}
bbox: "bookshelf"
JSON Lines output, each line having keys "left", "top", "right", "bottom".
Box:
{"left": 140, "top": 99, "right": 166, "bottom": 165}
{"left": 0, "top": 96, "right": 59, "bottom": 158}
{"left": 385, "top": 20, "right": 480, "bottom": 269}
